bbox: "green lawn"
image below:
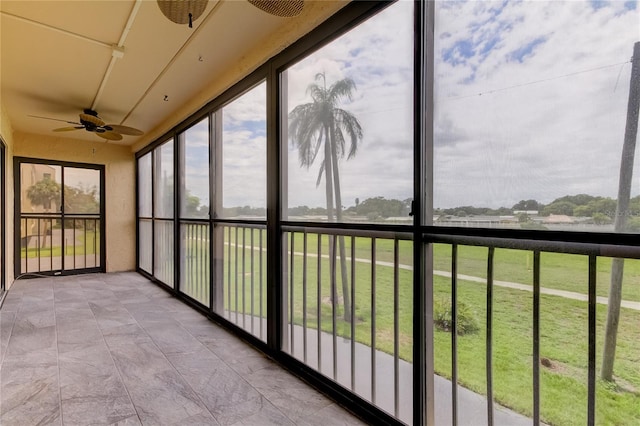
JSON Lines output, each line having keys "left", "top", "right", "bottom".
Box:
{"left": 20, "top": 231, "right": 100, "bottom": 258}
{"left": 182, "top": 231, "right": 640, "bottom": 425}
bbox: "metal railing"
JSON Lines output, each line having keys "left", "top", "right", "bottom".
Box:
{"left": 19, "top": 215, "right": 100, "bottom": 273}
{"left": 426, "top": 233, "right": 640, "bottom": 426}
{"left": 180, "top": 222, "right": 210, "bottom": 306}
{"left": 154, "top": 220, "right": 174, "bottom": 287}
{"left": 219, "top": 223, "right": 267, "bottom": 341}
{"left": 138, "top": 219, "right": 152, "bottom": 273}
{"left": 283, "top": 225, "right": 414, "bottom": 422}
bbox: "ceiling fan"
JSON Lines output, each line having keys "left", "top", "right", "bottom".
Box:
{"left": 30, "top": 109, "right": 144, "bottom": 141}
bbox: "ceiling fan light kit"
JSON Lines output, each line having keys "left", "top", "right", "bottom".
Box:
{"left": 157, "top": 0, "right": 208, "bottom": 28}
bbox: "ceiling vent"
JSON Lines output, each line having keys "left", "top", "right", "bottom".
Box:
{"left": 157, "top": 0, "right": 208, "bottom": 27}
{"left": 247, "top": 0, "right": 304, "bottom": 17}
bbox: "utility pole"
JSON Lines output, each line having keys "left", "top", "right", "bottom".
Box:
{"left": 601, "top": 41, "right": 640, "bottom": 381}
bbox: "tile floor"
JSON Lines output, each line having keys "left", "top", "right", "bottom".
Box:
{"left": 0, "top": 272, "right": 365, "bottom": 425}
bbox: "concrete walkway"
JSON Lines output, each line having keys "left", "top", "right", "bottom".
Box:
{"left": 228, "top": 312, "right": 535, "bottom": 425}
{"left": 283, "top": 246, "right": 640, "bottom": 311}
{"left": 433, "top": 270, "right": 640, "bottom": 311}
{"left": 284, "top": 322, "right": 533, "bottom": 426}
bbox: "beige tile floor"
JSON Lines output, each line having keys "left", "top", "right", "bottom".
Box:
{"left": 0, "top": 272, "right": 365, "bottom": 425}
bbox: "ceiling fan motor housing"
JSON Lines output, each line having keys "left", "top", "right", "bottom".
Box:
{"left": 79, "top": 109, "right": 106, "bottom": 132}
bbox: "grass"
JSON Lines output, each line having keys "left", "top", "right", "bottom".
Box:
{"left": 180, "top": 230, "right": 640, "bottom": 425}
{"left": 20, "top": 231, "right": 100, "bottom": 258}
{"left": 433, "top": 274, "right": 640, "bottom": 425}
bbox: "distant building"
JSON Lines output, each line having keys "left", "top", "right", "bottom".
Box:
{"left": 544, "top": 214, "right": 574, "bottom": 224}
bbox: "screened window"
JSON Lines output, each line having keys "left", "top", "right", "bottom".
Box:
{"left": 283, "top": 2, "right": 414, "bottom": 224}
{"left": 180, "top": 117, "right": 210, "bottom": 219}
{"left": 433, "top": 1, "right": 640, "bottom": 232}
{"left": 220, "top": 82, "right": 266, "bottom": 219}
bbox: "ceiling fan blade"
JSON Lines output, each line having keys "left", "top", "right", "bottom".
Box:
{"left": 53, "top": 126, "right": 84, "bottom": 132}
{"left": 29, "top": 115, "right": 82, "bottom": 125}
{"left": 104, "top": 124, "right": 144, "bottom": 136}
{"left": 247, "top": 0, "right": 304, "bottom": 17}
{"left": 96, "top": 131, "right": 123, "bottom": 141}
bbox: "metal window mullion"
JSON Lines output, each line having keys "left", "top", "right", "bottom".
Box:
{"left": 73, "top": 219, "right": 77, "bottom": 269}
{"left": 251, "top": 228, "right": 255, "bottom": 335}
{"left": 290, "top": 232, "right": 295, "bottom": 354}
{"left": 393, "top": 238, "right": 400, "bottom": 418}
{"left": 197, "top": 224, "right": 201, "bottom": 299}
{"left": 227, "top": 226, "right": 232, "bottom": 320}
{"left": 60, "top": 166, "right": 65, "bottom": 273}
{"left": 260, "top": 228, "right": 264, "bottom": 339}
{"left": 303, "top": 231, "right": 308, "bottom": 363}
{"left": 174, "top": 137, "right": 180, "bottom": 294}
{"left": 95, "top": 219, "right": 98, "bottom": 267}
{"left": 200, "top": 224, "right": 205, "bottom": 301}
{"left": 588, "top": 255, "right": 597, "bottom": 426}
{"left": 350, "top": 235, "right": 356, "bottom": 391}
{"left": 23, "top": 218, "right": 28, "bottom": 274}
{"left": 151, "top": 150, "right": 156, "bottom": 280}
{"left": 209, "top": 112, "right": 217, "bottom": 313}
{"left": 452, "top": 243, "right": 459, "bottom": 426}
{"left": 317, "top": 234, "right": 323, "bottom": 372}
{"left": 416, "top": 0, "right": 435, "bottom": 424}
{"left": 242, "top": 227, "right": 247, "bottom": 329}
{"left": 371, "top": 237, "right": 377, "bottom": 404}
{"left": 331, "top": 234, "right": 338, "bottom": 381}
{"left": 486, "top": 246, "right": 495, "bottom": 426}
{"left": 266, "top": 62, "right": 283, "bottom": 353}
{"left": 83, "top": 219, "right": 87, "bottom": 268}
{"left": 533, "top": 250, "right": 541, "bottom": 425}
{"left": 235, "top": 226, "right": 239, "bottom": 323}
{"left": 38, "top": 218, "right": 41, "bottom": 272}
{"left": 49, "top": 219, "right": 53, "bottom": 270}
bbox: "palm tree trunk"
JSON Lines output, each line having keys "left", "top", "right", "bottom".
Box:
{"left": 323, "top": 126, "right": 339, "bottom": 306}
{"left": 601, "top": 41, "right": 640, "bottom": 381}
{"left": 329, "top": 124, "right": 352, "bottom": 322}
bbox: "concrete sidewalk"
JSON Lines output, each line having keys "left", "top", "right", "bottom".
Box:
{"left": 283, "top": 323, "right": 533, "bottom": 425}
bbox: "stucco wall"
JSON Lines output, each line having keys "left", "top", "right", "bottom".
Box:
{"left": 13, "top": 131, "right": 136, "bottom": 273}
{"left": 1, "top": 102, "right": 15, "bottom": 287}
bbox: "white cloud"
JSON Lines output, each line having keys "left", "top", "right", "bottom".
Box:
{"left": 434, "top": 0, "right": 640, "bottom": 208}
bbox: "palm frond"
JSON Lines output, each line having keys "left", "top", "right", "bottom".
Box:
{"left": 289, "top": 103, "right": 324, "bottom": 168}
{"left": 328, "top": 78, "right": 357, "bottom": 105}
{"left": 334, "top": 108, "right": 363, "bottom": 159}
{"left": 316, "top": 160, "right": 325, "bottom": 188}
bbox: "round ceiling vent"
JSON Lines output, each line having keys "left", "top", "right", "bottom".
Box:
{"left": 247, "top": 0, "right": 304, "bottom": 17}
{"left": 157, "top": 0, "right": 208, "bottom": 27}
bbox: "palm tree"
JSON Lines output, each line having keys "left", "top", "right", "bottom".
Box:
{"left": 289, "top": 72, "right": 363, "bottom": 321}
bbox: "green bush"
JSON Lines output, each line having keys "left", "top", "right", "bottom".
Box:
{"left": 434, "top": 298, "right": 479, "bottom": 335}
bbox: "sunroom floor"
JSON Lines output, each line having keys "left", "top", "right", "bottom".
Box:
{"left": 0, "top": 272, "right": 364, "bottom": 425}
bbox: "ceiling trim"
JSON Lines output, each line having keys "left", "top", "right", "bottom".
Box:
{"left": 0, "top": 10, "right": 112, "bottom": 50}
{"left": 91, "top": 0, "right": 143, "bottom": 111}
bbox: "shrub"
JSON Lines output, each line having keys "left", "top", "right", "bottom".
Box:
{"left": 434, "top": 298, "right": 479, "bottom": 335}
